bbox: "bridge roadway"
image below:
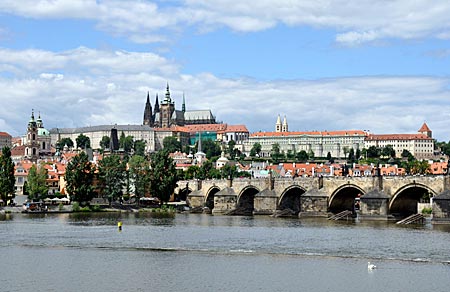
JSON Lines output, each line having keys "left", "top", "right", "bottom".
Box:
{"left": 177, "top": 175, "right": 450, "bottom": 220}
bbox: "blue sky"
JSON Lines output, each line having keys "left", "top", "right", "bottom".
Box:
{"left": 1, "top": 0, "right": 450, "bottom": 141}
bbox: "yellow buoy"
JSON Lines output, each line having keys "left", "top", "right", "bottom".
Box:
{"left": 117, "top": 221, "right": 122, "bottom": 231}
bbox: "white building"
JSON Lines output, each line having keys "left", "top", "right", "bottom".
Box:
{"left": 364, "top": 123, "right": 434, "bottom": 160}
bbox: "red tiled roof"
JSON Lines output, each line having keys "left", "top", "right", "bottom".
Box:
{"left": 365, "top": 134, "right": 432, "bottom": 141}
{"left": 11, "top": 145, "right": 25, "bottom": 156}
{"left": 221, "top": 125, "right": 249, "bottom": 133}
{"left": 0, "top": 132, "right": 11, "bottom": 137}
{"left": 185, "top": 124, "right": 228, "bottom": 133}
{"left": 418, "top": 123, "right": 431, "bottom": 132}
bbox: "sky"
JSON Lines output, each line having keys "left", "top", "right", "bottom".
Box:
{"left": 1, "top": 0, "right": 450, "bottom": 141}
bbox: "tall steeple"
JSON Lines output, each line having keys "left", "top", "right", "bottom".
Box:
{"left": 182, "top": 92, "right": 186, "bottom": 112}
{"left": 275, "top": 115, "right": 282, "bottom": 132}
{"left": 164, "top": 82, "right": 172, "bottom": 104}
{"left": 282, "top": 115, "right": 288, "bottom": 132}
{"left": 143, "top": 91, "right": 153, "bottom": 126}
{"left": 36, "top": 112, "right": 43, "bottom": 128}
{"left": 154, "top": 93, "right": 160, "bottom": 114}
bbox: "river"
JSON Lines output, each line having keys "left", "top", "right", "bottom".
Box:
{"left": 1, "top": 213, "right": 450, "bottom": 292}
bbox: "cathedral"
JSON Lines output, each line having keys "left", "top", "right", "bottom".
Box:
{"left": 143, "top": 84, "right": 217, "bottom": 128}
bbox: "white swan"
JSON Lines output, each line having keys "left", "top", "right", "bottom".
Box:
{"left": 368, "top": 261, "right": 377, "bottom": 270}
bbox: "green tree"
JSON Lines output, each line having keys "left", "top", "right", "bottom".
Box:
{"left": 296, "top": 150, "right": 309, "bottom": 162}
{"left": 149, "top": 150, "right": 177, "bottom": 203}
{"left": 0, "top": 147, "right": 16, "bottom": 205}
{"left": 409, "top": 160, "right": 430, "bottom": 175}
{"left": 343, "top": 146, "right": 350, "bottom": 158}
{"left": 119, "top": 132, "right": 134, "bottom": 153}
{"left": 128, "top": 155, "right": 150, "bottom": 205}
{"left": 65, "top": 152, "right": 96, "bottom": 204}
{"left": 367, "top": 146, "right": 380, "bottom": 158}
{"left": 250, "top": 142, "right": 262, "bottom": 157}
{"left": 134, "top": 140, "right": 146, "bottom": 156}
{"left": 76, "top": 133, "right": 91, "bottom": 149}
{"left": 271, "top": 143, "right": 284, "bottom": 163}
{"left": 56, "top": 137, "right": 74, "bottom": 150}
{"left": 98, "top": 155, "right": 126, "bottom": 206}
{"left": 381, "top": 145, "right": 396, "bottom": 158}
{"left": 355, "top": 148, "right": 361, "bottom": 161}
{"left": 197, "top": 139, "right": 221, "bottom": 159}
{"left": 401, "top": 149, "right": 415, "bottom": 161}
{"left": 99, "top": 136, "right": 110, "bottom": 150}
{"left": 227, "top": 140, "right": 237, "bottom": 159}
{"left": 185, "top": 165, "right": 200, "bottom": 180}
{"left": 26, "top": 164, "right": 48, "bottom": 200}
{"left": 163, "top": 136, "right": 181, "bottom": 153}
{"left": 348, "top": 148, "right": 355, "bottom": 163}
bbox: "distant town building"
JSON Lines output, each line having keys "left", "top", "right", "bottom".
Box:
{"left": 364, "top": 123, "right": 434, "bottom": 159}
{"left": 244, "top": 116, "right": 366, "bottom": 158}
{"left": 0, "top": 131, "right": 12, "bottom": 149}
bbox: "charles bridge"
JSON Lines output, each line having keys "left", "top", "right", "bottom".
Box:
{"left": 176, "top": 174, "right": 450, "bottom": 223}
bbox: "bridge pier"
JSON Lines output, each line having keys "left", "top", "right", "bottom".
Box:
{"left": 299, "top": 188, "right": 329, "bottom": 218}
{"left": 254, "top": 189, "right": 278, "bottom": 215}
{"left": 432, "top": 190, "right": 450, "bottom": 224}
{"left": 359, "top": 189, "right": 392, "bottom": 221}
{"left": 212, "top": 187, "right": 237, "bottom": 215}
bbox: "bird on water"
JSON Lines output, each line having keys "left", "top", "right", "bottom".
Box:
{"left": 368, "top": 262, "right": 377, "bottom": 270}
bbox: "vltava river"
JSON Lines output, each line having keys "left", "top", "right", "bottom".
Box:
{"left": 1, "top": 213, "right": 450, "bottom": 292}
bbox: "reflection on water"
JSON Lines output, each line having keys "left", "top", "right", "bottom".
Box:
{"left": 1, "top": 213, "right": 450, "bottom": 292}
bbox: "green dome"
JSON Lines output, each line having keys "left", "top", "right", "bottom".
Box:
{"left": 38, "top": 128, "right": 50, "bottom": 136}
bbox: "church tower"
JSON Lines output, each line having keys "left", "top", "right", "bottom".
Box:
{"left": 282, "top": 116, "right": 288, "bottom": 132}
{"left": 143, "top": 92, "right": 153, "bottom": 126}
{"left": 418, "top": 122, "right": 432, "bottom": 138}
{"left": 182, "top": 92, "right": 186, "bottom": 113}
{"left": 159, "top": 83, "right": 175, "bottom": 128}
{"left": 275, "top": 115, "right": 282, "bottom": 132}
{"left": 25, "top": 110, "right": 39, "bottom": 162}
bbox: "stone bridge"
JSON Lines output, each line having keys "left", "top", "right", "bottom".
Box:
{"left": 176, "top": 175, "right": 450, "bottom": 222}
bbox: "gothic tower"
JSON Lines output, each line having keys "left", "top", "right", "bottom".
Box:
{"left": 275, "top": 115, "right": 282, "bottom": 132}
{"left": 282, "top": 116, "right": 288, "bottom": 132}
{"left": 418, "top": 122, "right": 432, "bottom": 138}
{"left": 143, "top": 92, "right": 153, "bottom": 126}
{"left": 25, "top": 110, "right": 39, "bottom": 162}
{"left": 159, "top": 83, "right": 175, "bottom": 128}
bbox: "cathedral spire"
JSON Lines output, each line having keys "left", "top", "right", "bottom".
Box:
{"left": 182, "top": 92, "right": 186, "bottom": 112}
{"left": 143, "top": 91, "right": 153, "bottom": 126}
{"left": 164, "top": 82, "right": 171, "bottom": 103}
{"left": 154, "top": 93, "right": 160, "bottom": 114}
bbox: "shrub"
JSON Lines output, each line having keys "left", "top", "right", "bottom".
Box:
{"left": 72, "top": 202, "right": 80, "bottom": 212}
{"left": 80, "top": 206, "right": 91, "bottom": 212}
{"left": 58, "top": 203, "right": 64, "bottom": 211}
{"left": 422, "top": 207, "right": 432, "bottom": 214}
{"left": 90, "top": 205, "right": 102, "bottom": 212}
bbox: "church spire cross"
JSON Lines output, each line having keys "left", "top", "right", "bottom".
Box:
{"left": 164, "top": 82, "right": 171, "bottom": 103}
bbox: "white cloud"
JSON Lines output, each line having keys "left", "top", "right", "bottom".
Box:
{"left": 1, "top": 47, "right": 450, "bottom": 141}
{"left": 1, "top": 0, "right": 450, "bottom": 44}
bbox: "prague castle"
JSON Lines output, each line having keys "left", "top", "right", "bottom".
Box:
{"left": 49, "top": 84, "right": 218, "bottom": 152}
{"left": 143, "top": 83, "right": 216, "bottom": 128}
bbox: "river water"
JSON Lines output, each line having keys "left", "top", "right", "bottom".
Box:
{"left": 1, "top": 213, "right": 450, "bottom": 292}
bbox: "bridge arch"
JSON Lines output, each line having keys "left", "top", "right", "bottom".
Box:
{"left": 178, "top": 187, "right": 192, "bottom": 201}
{"left": 205, "top": 186, "right": 221, "bottom": 211}
{"left": 236, "top": 186, "right": 260, "bottom": 215}
{"left": 278, "top": 186, "right": 307, "bottom": 214}
{"left": 329, "top": 184, "right": 365, "bottom": 214}
{"left": 389, "top": 183, "right": 436, "bottom": 218}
